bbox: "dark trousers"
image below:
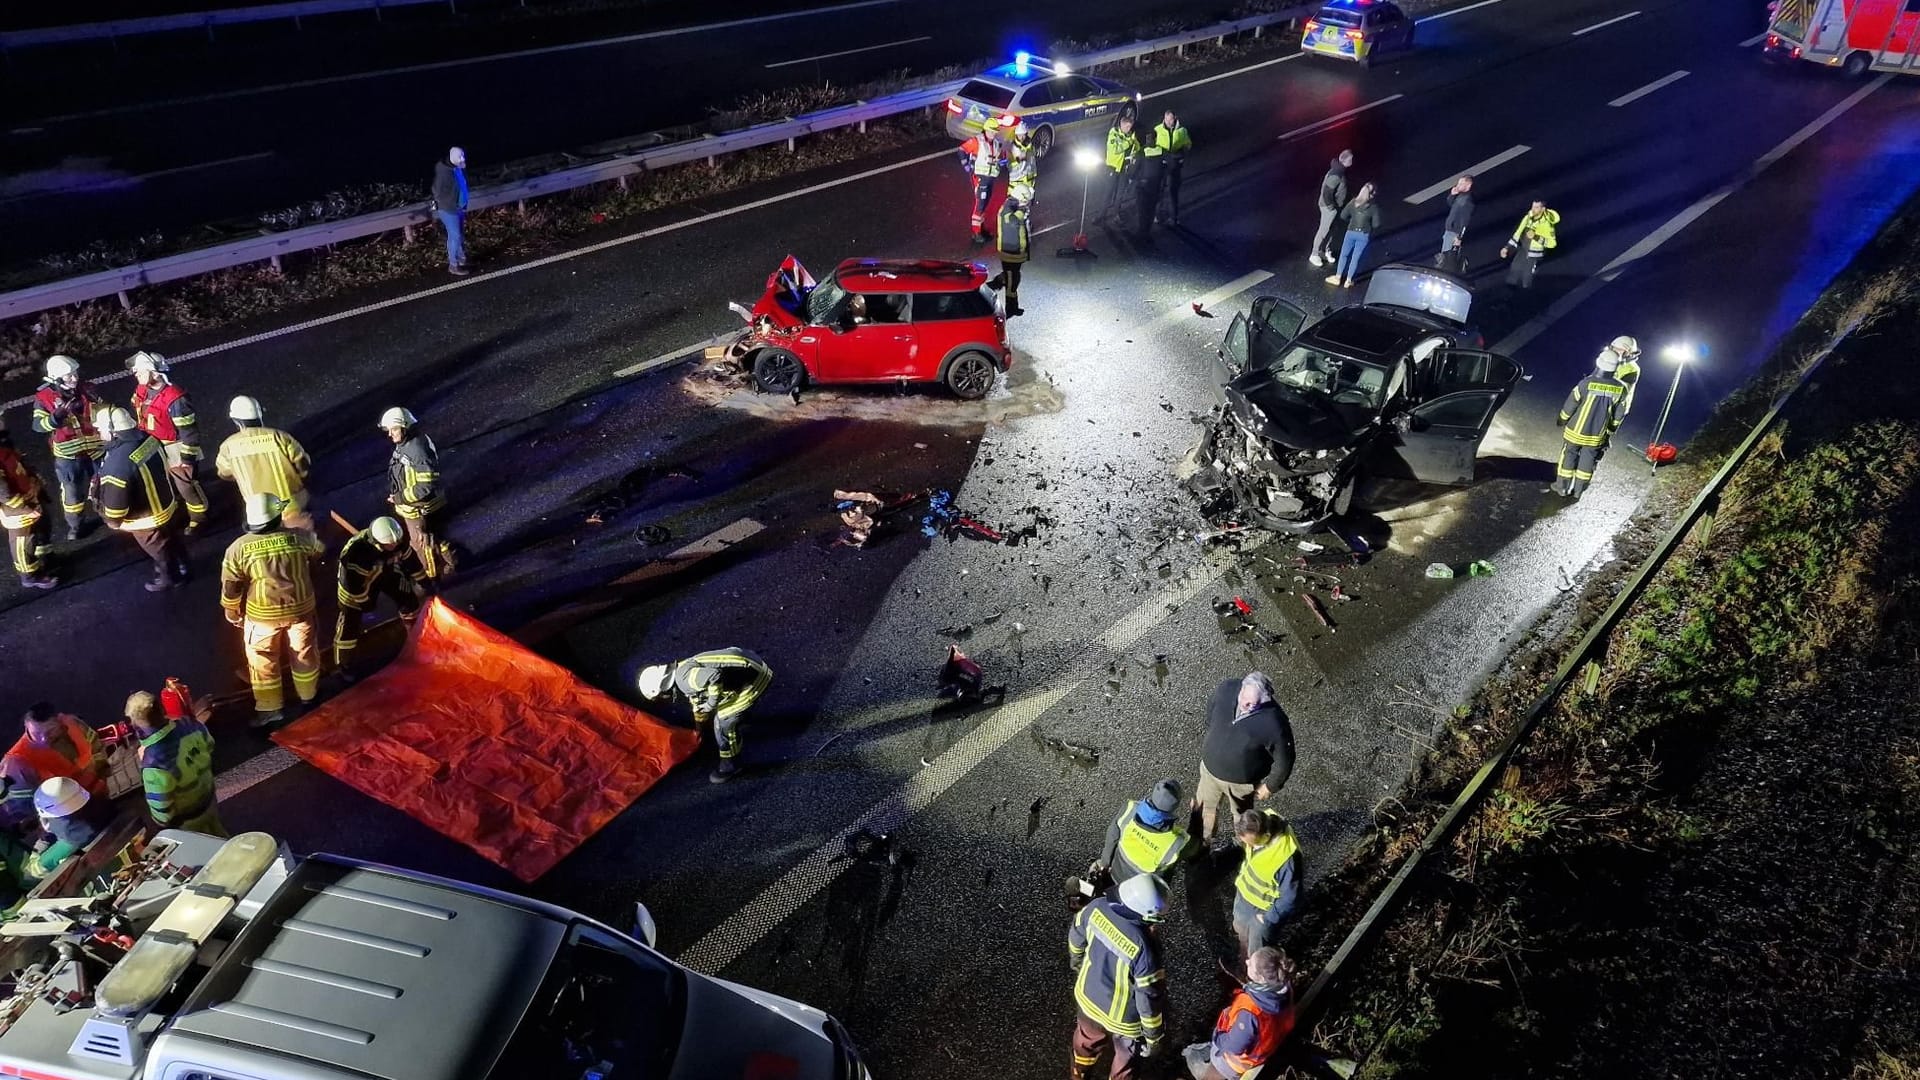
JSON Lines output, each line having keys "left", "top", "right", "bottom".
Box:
{"left": 989, "top": 262, "right": 1024, "bottom": 309}
{"left": 1506, "top": 252, "right": 1543, "bottom": 288}
{"left": 1101, "top": 167, "right": 1130, "bottom": 219}
{"left": 1161, "top": 162, "right": 1184, "bottom": 222}
{"left": 52, "top": 455, "right": 97, "bottom": 531}
{"left": 128, "top": 521, "right": 187, "bottom": 581}
{"left": 1071, "top": 1012, "right": 1139, "bottom": 1080}
{"left": 1134, "top": 171, "right": 1165, "bottom": 237}
{"left": 401, "top": 508, "right": 454, "bottom": 578}
{"left": 1553, "top": 440, "right": 1605, "bottom": 497}
{"left": 334, "top": 576, "right": 423, "bottom": 667}
{"left": 5, "top": 514, "right": 50, "bottom": 575}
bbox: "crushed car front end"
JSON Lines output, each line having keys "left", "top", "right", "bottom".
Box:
{"left": 1187, "top": 395, "right": 1364, "bottom": 533}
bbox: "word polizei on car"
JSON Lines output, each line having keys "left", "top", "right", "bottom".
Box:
{"left": 721, "top": 256, "right": 1013, "bottom": 400}
{"left": 944, "top": 52, "right": 1140, "bottom": 157}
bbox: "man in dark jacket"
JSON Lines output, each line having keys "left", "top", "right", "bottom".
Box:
{"left": 1194, "top": 672, "right": 1295, "bottom": 842}
{"left": 1438, "top": 175, "right": 1474, "bottom": 272}
{"left": 1133, "top": 150, "right": 1166, "bottom": 240}
{"left": 1309, "top": 150, "right": 1353, "bottom": 268}
{"left": 431, "top": 147, "right": 470, "bottom": 276}
{"left": 95, "top": 408, "right": 188, "bottom": 592}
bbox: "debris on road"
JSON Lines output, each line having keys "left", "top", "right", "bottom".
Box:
{"left": 921, "top": 489, "right": 1011, "bottom": 544}
{"left": 938, "top": 645, "right": 1007, "bottom": 706}
{"left": 833, "top": 487, "right": 925, "bottom": 548}
{"left": 1034, "top": 734, "right": 1102, "bottom": 765}
{"left": 1468, "top": 559, "right": 1496, "bottom": 577}
{"left": 1425, "top": 562, "right": 1456, "bottom": 579}
{"left": 1302, "top": 592, "right": 1336, "bottom": 632}
{"left": 1297, "top": 539, "right": 1326, "bottom": 554}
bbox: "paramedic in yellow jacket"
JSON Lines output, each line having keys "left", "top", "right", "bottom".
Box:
{"left": 638, "top": 647, "right": 773, "bottom": 784}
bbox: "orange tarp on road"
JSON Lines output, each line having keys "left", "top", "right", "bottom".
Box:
{"left": 274, "top": 599, "right": 699, "bottom": 881}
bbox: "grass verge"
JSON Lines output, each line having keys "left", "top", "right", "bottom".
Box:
{"left": 1277, "top": 196, "right": 1920, "bottom": 1077}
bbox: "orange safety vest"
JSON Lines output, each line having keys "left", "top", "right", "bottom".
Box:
{"left": 6, "top": 716, "right": 107, "bottom": 800}
{"left": 1214, "top": 988, "right": 1294, "bottom": 1075}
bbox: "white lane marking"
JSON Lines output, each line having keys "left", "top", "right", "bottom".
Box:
{"left": 1183, "top": 270, "right": 1277, "bottom": 319}
{"left": 0, "top": 153, "right": 276, "bottom": 205}
{"left": 1145, "top": 53, "right": 1301, "bottom": 99}
{"left": 129, "top": 152, "right": 276, "bottom": 183}
{"left": 0, "top": 145, "right": 956, "bottom": 411}
{"left": 1032, "top": 220, "right": 1073, "bottom": 237}
{"left": 1403, "top": 145, "right": 1530, "bottom": 204}
{"left": 1609, "top": 69, "right": 1689, "bottom": 107}
{"left": 613, "top": 331, "right": 737, "bottom": 378}
{"left": 1277, "top": 94, "right": 1404, "bottom": 142}
{"left": 1417, "top": 0, "right": 1506, "bottom": 23}
{"left": 32, "top": 0, "right": 910, "bottom": 124}
{"left": 1572, "top": 10, "right": 1641, "bottom": 36}
{"left": 765, "top": 35, "right": 932, "bottom": 69}
{"left": 1739, "top": 30, "right": 1769, "bottom": 46}
{"left": 1494, "top": 74, "right": 1891, "bottom": 356}
{"left": 677, "top": 557, "right": 1230, "bottom": 974}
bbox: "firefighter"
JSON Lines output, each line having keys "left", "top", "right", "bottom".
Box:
{"left": 25, "top": 778, "right": 103, "bottom": 880}
{"left": 1, "top": 703, "right": 108, "bottom": 829}
{"left": 1609, "top": 335, "right": 1644, "bottom": 414}
{"left": 1102, "top": 113, "right": 1142, "bottom": 222}
{"left": 381, "top": 407, "right": 456, "bottom": 579}
{"left": 1068, "top": 872, "right": 1169, "bottom": 1078}
{"left": 988, "top": 195, "right": 1031, "bottom": 317}
{"left": 30, "top": 355, "right": 104, "bottom": 540}
{"left": 1499, "top": 199, "right": 1561, "bottom": 289}
{"left": 128, "top": 351, "right": 209, "bottom": 535}
{"left": 1146, "top": 109, "right": 1192, "bottom": 225}
{"left": 334, "top": 516, "right": 427, "bottom": 677}
{"left": 96, "top": 407, "right": 190, "bottom": 592}
{"left": 1232, "top": 808, "right": 1302, "bottom": 960}
{"left": 1006, "top": 120, "right": 1038, "bottom": 207}
{"left": 962, "top": 117, "right": 1007, "bottom": 242}
{"left": 1552, "top": 349, "right": 1629, "bottom": 498}
{"left": 125, "top": 688, "right": 225, "bottom": 837}
{"left": 215, "top": 396, "right": 311, "bottom": 516}
{"left": 221, "top": 492, "right": 326, "bottom": 727}
{"left": 638, "top": 646, "right": 773, "bottom": 783}
{"left": 0, "top": 417, "right": 57, "bottom": 589}
{"left": 1182, "top": 947, "right": 1298, "bottom": 1080}
{"left": 1093, "top": 779, "right": 1192, "bottom": 888}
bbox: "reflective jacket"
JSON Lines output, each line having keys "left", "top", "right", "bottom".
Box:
{"left": 969, "top": 134, "right": 1004, "bottom": 178}
{"left": 1100, "top": 801, "right": 1191, "bottom": 883}
{"left": 0, "top": 442, "right": 45, "bottom": 529}
{"left": 337, "top": 528, "right": 427, "bottom": 609}
{"left": 1559, "top": 370, "right": 1627, "bottom": 448}
{"left": 1067, "top": 896, "right": 1166, "bottom": 1040}
{"left": 32, "top": 382, "right": 104, "bottom": 460}
{"left": 138, "top": 718, "right": 216, "bottom": 827}
{"left": 97, "top": 431, "right": 178, "bottom": 531}
{"left": 1105, "top": 127, "right": 1141, "bottom": 172}
{"left": 132, "top": 382, "right": 201, "bottom": 457}
{"left": 1234, "top": 810, "right": 1302, "bottom": 923}
{"left": 1614, "top": 355, "right": 1643, "bottom": 415}
{"left": 1509, "top": 208, "right": 1561, "bottom": 255}
{"left": 1006, "top": 150, "right": 1037, "bottom": 205}
{"left": 1146, "top": 122, "right": 1191, "bottom": 161}
{"left": 220, "top": 525, "right": 325, "bottom": 625}
{"left": 997, "top": 203, "right": 1031, "bottom": 265}
{"left": 388, "top": 432, "right": 445, "bottom": 518}
{"left": 215, "top": 426, "right": 311, "bottom": 504}
{"left": 1212, "top": 983, "right": 1295, "bottom": 1076}
{"left": 2, "top": 716, "right": 108, "bottom": 826}
{"left": 671, "top": 648, "right": 773, "bottom": 721}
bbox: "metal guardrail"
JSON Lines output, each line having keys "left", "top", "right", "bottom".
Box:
{"left": 1, "top": 0, "right": 448, "bottom": 48}
{"left": 1279, "top": 327, "right": 1856, "bottom": 1070}
{"left": 0, "top": 6, "right": 1310, "bottom": 324}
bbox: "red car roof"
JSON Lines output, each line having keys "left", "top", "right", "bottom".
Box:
{"left": 832, "top": 258, "right": 989, "bottom": 294}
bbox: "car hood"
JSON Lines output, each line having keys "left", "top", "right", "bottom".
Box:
{"left": 1224, "top": 369, "right": 1368, "bottom": 453}
{"left": 668, "top": 972, "right": 842, "bottom": 1080}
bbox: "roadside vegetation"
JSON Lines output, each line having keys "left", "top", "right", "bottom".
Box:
{"left": 1280, "top": 205, "right": 1920, "bottom": 1077}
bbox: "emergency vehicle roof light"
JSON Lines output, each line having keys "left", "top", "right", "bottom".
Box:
{"left": 95, "top": 934, "right": 196, "bottom": 1018}
{"left": 1014, "top": 50, "right": 1030, "bottom": 75}
{"left": 188, "top": 831, "right": 278, "bottom": 897}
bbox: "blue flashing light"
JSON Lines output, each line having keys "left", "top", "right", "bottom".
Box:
{"left": 1013, "top": 50, "right": 1031, "bottom": 76}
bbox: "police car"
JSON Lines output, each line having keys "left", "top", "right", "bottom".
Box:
{"left": 944, "top": 53, "right": 1139, "bottom": 157}
{"left": 1300, "top": 0, "right": 1416, "bottom": 66}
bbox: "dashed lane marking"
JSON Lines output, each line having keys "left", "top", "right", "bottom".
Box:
{"left": 1739, "top": 31, "right": 1769, "bottom": 46}
{"left": 676, "top": 556, "right": 1230, "bottom": 974}
{"left": 1277, "top": 95, "right": 1404, "bottom": 142}
{"left": 612, "top": 331, "right": 738, "bottom": 378}
{"left": 1403, "top": 145, "right": 1530, "bottom": 204}
{"left": 765, "top": 35, "right": 932, "bottom": 69}
{"left": 1571, "top": 10, "right": 1641, "bottom": 36}
{"left": 1608, "top": 69, "right": 1690, "bottom": 107}
{"left": 1416, "top": 0, "right": 1506, "bottom": 22}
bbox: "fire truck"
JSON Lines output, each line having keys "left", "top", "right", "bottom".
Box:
{"left": 1764, "top": 0, "right": 1920, "bottom": 76}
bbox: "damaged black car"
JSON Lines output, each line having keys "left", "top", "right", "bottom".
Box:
{"left": 1184, "top": 264, "right": 1524, "bottom": 533}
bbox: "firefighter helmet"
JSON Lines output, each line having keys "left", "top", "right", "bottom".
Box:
{"left": 638, "top": 664, "right": 673, "bottom": 700}
{"left": 244, "top": 492, "right": 285, "bottom": 529}
{"left": 126, "top": 350, "right": 170, "bottom": 376}
{"left": 378, "top": 406, "right": 418, "bottom": 431}
{"left": 34, "top": 777, "right": 89, "bottom": 819}
{"left": 44, "top": 355, "right": 79, "bottom": 383}
{"left": 1596, "top": 348, "right": 1621, "bottom": 373}
{"left": 229, "top": 396, "right": 264, "bottom": 422}
{"left": 369, "top": 517, "right": 404, "bottom": 547}
{"left": 1608, "top": 335, "right": 1641, "bottom": 360}
{"left": 97, "top": 407, "right": 138, "bottom": 437}
{"left": 1117, "top": 872, "right": 1170, "bottom": 921}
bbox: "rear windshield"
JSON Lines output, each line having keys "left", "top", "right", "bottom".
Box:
{"left": 958, "top": 80, "right": 1017, "bottom": 109}
{"left": 1314, "top": 9, "right": 1363, "bottom": 26}
{"left": 914, "top": 290, "right": 995, "bottom": 321}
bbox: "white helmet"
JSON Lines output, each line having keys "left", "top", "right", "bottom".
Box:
{"left": 33, "top": 776, "right": 88, "bottom": 819}
{"left": 229, "top": 396, "right": 264, "bottom": 422}
{"left": 1117, "top": 872, "right": 1169, "bottom": 921}
{"left": 44, "top": 355, "right": 80, "bottom": 382}
{"left": 1608, "top": 335, "right": 1641, "bottom": 360}
{"left": 637, "top": 664, "right": 673, "bottom": 701}
{"left": 369, "top": 517, "right": 404, "bottom": 547}
{"left": 126, "top": 350, "right": 169, "bottom": 377}
{"left": 379, "top": 406, "right": 418, "bottom": 431}
{"left": 99, "top": 407, "right": 138, "bottom": 436}
{"left": 244, "top": 492, "right": 285, "bottom": 529}
{"left": 1595, "top": 348, "right": 1621, "bottom": 374}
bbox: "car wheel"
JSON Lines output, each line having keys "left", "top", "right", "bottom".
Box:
{"left": 751, "top": 348, "right": 806, "bottom": 394}
{"left": 944, "top": 351, "right": 998, "bottom": 400}
{"left": 1842, "top": 50, "right": 1871, "bottom": 77}
{"left": 1032, "top": 124, "right": 1056, "bottom": 158}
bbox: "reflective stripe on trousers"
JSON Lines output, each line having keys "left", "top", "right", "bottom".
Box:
{"left": 243, "top": 617, "right": 319, "bottom": 714}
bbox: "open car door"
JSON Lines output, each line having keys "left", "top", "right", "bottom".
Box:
{"left": 1215, "top": 295, "right": 1311, "bottom": 387}
{"left": 1372, "top": 349, "right": 1523, "bottom": 484}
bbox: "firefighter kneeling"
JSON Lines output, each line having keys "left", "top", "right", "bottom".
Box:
{"left": 334, "top": 516, "right": 428, "bottom": 681}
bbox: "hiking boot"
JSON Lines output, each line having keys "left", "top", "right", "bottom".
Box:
{"left": 248, "top": 710, "right": 285, "bottom": 729}
{"left": 709, "top": 760, "right": 740, "bottom": 784}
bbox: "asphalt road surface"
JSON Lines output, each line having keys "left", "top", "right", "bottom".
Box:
{"left": 4, "top": 0, "right": 1242, "bottom": 263}
{"left": 3, "top": 0, "right": 1918, "bottom": 1074}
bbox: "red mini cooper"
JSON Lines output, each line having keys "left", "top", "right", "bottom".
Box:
{"left": 723, "top": 256, "right": 1013, "bottom": 400}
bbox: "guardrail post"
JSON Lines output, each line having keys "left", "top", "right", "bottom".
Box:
{"left": 268, "top": 255, "right": 282, "bottom": 274}
{"left": 374, "top": 0, "right": 383, "bottom": 22}
{"left": 517, "top": 199, "right": 527, "bottom": 217}
{"left": 859, "top": 119, "right": 868, "bottom": 134}
{"left": 786, "top": 135, "right": 797, "bottom": 152}
{"left": 205, "top": 15, "right": 216, "bottom": 42}
{"left": 1176, "top": 42, "right": 1187, "bottom": 57}
{"left": 1582, "top": 655, "right": 1603, "bottom": 695}
{"left": 402, "top": 224, "right": 415, "bottom": 245}
{"left": 116, "top": 290, "right": 132, "bottom": 311}
{"left": 617, "top": 175, "right": 629, "bottom": 192}
{"left": 1254, "top": 24, "right": 1264, "bottom": 38}
{"left": 1216, "top": 34, "right": 1226, "bottom": 46}
{"left": 707, "top": 154, "right": 718, "bottom": 168}
{"left": 1692, "top": 493, "right": 1720, "bottom": 545}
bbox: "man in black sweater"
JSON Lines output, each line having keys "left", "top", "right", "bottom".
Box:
{"left": 1194, "top": 672, "right": 1295, "bottom": 843}
{"left": 1438, "top": 174, "right": 1474, "bottom": 272}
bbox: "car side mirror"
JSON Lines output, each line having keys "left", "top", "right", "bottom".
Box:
{"left": 632, "top": 901, "right": 658, "bottom": 948}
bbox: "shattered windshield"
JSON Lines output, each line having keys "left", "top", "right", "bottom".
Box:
{"left": 1265, "top": 344, "right": 1391, "bottom": 411}
{"left": 804, "top": 275, "right": 849, "bottom": 326}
